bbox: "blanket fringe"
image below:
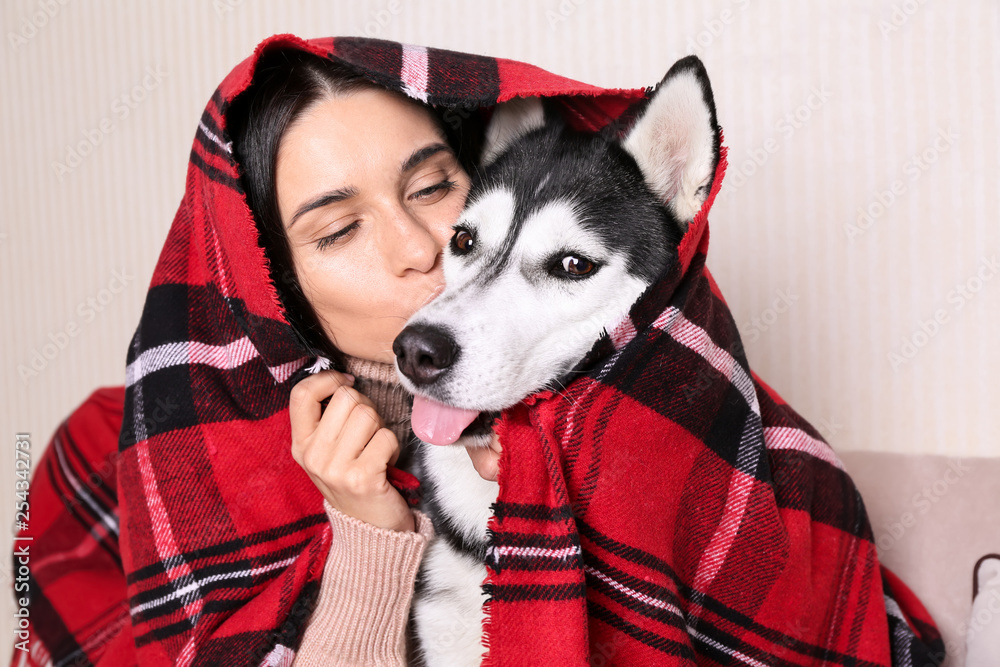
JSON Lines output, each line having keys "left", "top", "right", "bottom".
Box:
{"left": 479, "top": 506, "right": 501, "bottom": 665}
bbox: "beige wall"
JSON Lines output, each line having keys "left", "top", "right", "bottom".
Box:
{"left": 2, "top": 0, "right": 997, "bottom": 659}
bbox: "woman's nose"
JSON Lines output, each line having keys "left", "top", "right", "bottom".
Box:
{"left": 383, "top": 205, "right": 444, "bottom": 275}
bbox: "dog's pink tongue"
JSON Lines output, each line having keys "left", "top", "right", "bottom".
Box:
{"left": 411, "top": 394, "right": 480, "bottom": 446}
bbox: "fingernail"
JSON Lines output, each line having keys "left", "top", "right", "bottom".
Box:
{"left": 344, "top": 373, "right": 355, "bottom": 382}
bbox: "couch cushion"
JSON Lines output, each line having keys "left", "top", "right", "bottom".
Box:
{"left": 839, "top": 451, "right": 1000, "bottom": 667}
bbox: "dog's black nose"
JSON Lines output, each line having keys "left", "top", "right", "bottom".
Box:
{"left": 393, "top": 324, "right": 459, "bottom": 386}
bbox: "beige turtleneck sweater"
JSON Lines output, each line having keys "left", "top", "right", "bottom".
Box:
{"left": 292, "top": 353, "right": 437, "bottom": 667}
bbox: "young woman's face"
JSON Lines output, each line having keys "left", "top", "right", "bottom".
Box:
{"left": 275, "top": 88, "right": 471, "bottom": 364}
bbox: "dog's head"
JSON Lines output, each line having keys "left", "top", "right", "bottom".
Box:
{"left": 394, "top": 56, "right": 721, "bottom": 445}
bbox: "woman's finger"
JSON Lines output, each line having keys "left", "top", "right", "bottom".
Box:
{"left": 465, "top": 432, "right": 502, "bottom": 481}
{"left": 313, "top": 385, "right": 382, "bottom": 460}
{"left": 289, "top": 370, "right": 354, "bottom": 440}
{"left": 332, "top": 390, "right": 401, "bottom": 468}
{"left": 358, "top": 425, "right": 402, "bottom": 473}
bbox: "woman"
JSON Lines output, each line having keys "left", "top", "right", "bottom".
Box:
{"left": 14, "top": 33, "right": 944, "bottom": 667}
{"left": 227, "top": 43, "right": 501, "bottom": 526}
{"left": 225, "top": 44, "right": 500, "bottom": 663}
{"left": 15, "top": 35, "right": 514, "bottom": 667}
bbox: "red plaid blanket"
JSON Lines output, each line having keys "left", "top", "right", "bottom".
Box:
{"left": 12, "top": 34, "right": 944, "bottom": 666}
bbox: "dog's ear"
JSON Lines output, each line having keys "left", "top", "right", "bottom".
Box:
{"left": 621, "top": 56, "right": 721, "bottom": 227}
{"left": 480, "top": 95, "right": 553, "bottom": 167}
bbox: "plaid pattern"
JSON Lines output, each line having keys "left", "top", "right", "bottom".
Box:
{"left": 481, "top": 149, "right": 944, "bottom": 665}
{"left": 9, "top": 34, "right": 943, "bottom": 666}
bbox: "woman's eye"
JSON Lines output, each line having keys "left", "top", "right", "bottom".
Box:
{"left": 451, "top": 229, "right": 474, "bottom": 253}
{"left": 315, "top": 221, "right": 359, "bottom": 251}
{"left": 411, "top": 179, "right": 457, "bottom": 202}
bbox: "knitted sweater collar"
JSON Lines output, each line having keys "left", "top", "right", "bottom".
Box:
{"left": 340, "top": 353, "right": 413, "bottom": 449}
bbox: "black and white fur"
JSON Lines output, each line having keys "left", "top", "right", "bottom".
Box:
{"left": 394, "top": 56, "right": 722, "bottom": 666}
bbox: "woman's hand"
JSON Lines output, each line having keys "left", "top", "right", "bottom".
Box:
{"left": 465, "top": 431, "right": 502, "bottom": 482}
{"left": 289, "top": 369, "right": 415, "bottom": 533}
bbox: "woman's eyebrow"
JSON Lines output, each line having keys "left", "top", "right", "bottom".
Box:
{"left": 400, "top": 142, "right": 452, "bottom": 173}
{"left": 288, "top": 185, "right": 360, "bottom": 229}
{"left": 287, "top": 142, "right": 453, "bottom": 230}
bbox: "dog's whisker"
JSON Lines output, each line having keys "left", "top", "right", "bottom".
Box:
{"left": 547, "top": 373, "right": 584, "bottom": 410}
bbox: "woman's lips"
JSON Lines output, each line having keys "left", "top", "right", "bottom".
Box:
{"left": 418, "top": 282, "right": 446, "bottom": 310}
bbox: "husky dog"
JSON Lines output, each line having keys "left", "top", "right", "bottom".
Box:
{"left": 393, "top": 55, "right": 722, "bottom": 666}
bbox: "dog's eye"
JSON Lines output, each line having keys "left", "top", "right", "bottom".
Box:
{"left": 561, "top": 255, "right": 594, "bottom": 276}
{"left": 451, "top": 229, "right": 474, "bottom": 254}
